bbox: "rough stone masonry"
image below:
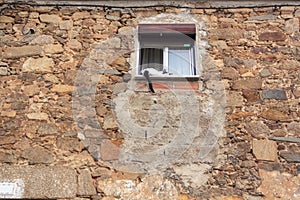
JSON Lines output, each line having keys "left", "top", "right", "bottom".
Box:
{"left": 0, "top": 0, "right": 300, "bottom": 199}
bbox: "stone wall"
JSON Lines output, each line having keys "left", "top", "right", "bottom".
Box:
{"left": 0, "top": 1, "right": 300, "bottom": 199}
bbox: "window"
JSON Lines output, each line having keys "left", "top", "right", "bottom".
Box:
{"left": 137, "top": 24, "right": 197, "bottom": 77}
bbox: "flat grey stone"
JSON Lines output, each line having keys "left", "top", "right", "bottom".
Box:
{"left": 269, "top": 136, "right": 300, "bottom": 143}
{"left": 260, "top": 68, "right": 272, "bottom": 77}
{"left": 280, "top": 152, "right": 300, "bottom": 162}
{"left": 0, "top": 166, "right": 77, "bottom": 199}
{"left": 248, "top": 14, "right": 277, "bottom": 21}
{"left": 262, "top": 89, "right": 287, "bottom": 100}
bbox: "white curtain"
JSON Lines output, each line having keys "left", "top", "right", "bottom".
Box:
{"left": 168, "top": 48, "right": 191, "bottom": 75}
{"left": 140, "top": 48, "right": 163, "bottom": 73}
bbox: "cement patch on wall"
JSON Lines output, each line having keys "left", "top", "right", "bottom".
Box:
{"left": 73, "top": 12, "right": 226, "bottom": 188}
{"left": 0, "top": 166, "right": 77, "bottom": 199}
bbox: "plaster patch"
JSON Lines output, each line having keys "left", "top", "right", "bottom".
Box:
{"left": 0, "top": 179, "right": 24, "bottom": 199}
{"left": 73, "top": 13, "right": 226, "bottom": 176}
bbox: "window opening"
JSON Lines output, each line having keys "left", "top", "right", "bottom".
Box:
{"left": 137, "top": 24, "right": 197, "bottom": 77}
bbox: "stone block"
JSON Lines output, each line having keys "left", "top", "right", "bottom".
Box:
{"left": 0, "top": 166, "right": 76, "bottom": 199}
{"left": 261, "top": 89, "right": 288, "bottom": 100}
{"left": 286, "top": 122, "right": 300, "bottom": 135}
{"left": 59, "top": 20, "right": 73, "bottom": 30}
{"left": 103, "top": 115, "right": 118, "bottom": 130}
{"left": 0, "top": 67, "right": 8, "bottom": 76}
{"left": 206, "top": 80, "right": 225, "bottom": 91}
{"left": 211, "top": 28, "right": 243, "bottom": 40}
{"left": 260, "top": 109, "right": 290, "bottom": 121}
{"left": 23, "top": 85, "right": 40, "bottom": 97}
{"left": 293, "top": 86, "right": 300, "bottom": 98}
{"left": 0, "top": 136, "right": 16, "bottom": 145}
{"left": 221, "top": 67, "right": 239, "bottom": 79}
{"left": 280, "top": 59, "right": 300, "bottom": 70}
{"left": 97, "top": 175, "right": 178, "bottom": 199}
{"left": 224, "top": 57, "right": 243, "bottom": 68}
{"left": 37, "top": 123, "right": 58, "bottom": 136}
{"left": 252, "top": 139, "right": 277, "bottom": 161}
{"left": 26, "top": 113, "right": 48, "bottom": 120}
{"left": 67, "top": 39, "right": 82, "bottom": 50}
{"left": 296, "top": 9, "right": 300, "bottom": 17}
{"left": 258, "top": 31, "right": 286, "bottom": 41}
{"left": 0, "top": 111, "right": 16, "bottom": 118}
{"left": 65, "top": 151, "right": 95, "bottom": 168}
{"left": 258, "top": 169, "right": 300, "bottom": 199}
{"left": 56, "top": 137, "right": 84, "bottom": 152}
{"left": 100, "top": 140, "right": 120, "bottom": 161}
{"left": 242, "top": 90, "right": 260, "bottom": 102}
{"left": 226, "top": 91, "right": 244, "bottom": 107}
{"left": 22, "top": 57, "right": 54, "bottom": 72}
{"left": 245, "top": 121, "right": 270, "bottom": 136}
{"left": 173, "top": 164, "right": 210, "bottom": 188}
{"left": 232, "top": 79, "right": 262, "bottom": 90}
{"left": 280, "top": 152, "right": 300, "bottom": 162}
{"left": 51, "top": 84, "right": 74, "bottom": 93}
{"left": 0, "top": 152, "right": 16, "bottom": 163}
{"left": 72, "top": 11, "right": 90, "bottom": 20}
{"left": 101, "top": 37, "right": 121, "bottom": 49}
{"left": 0, "top": 16, "right": 14, "bottom": 23}
{"left": 0, "top": 61, "right": 8, "bottom": 67}
{"left": 281, "top": 6, "right": 295, "bottom": 19}
{"left": 259, "top": 68, "right": 272, "bottom": 77}
{"left": 248, "top": 14, "right": 277, "bottom": 21}
{"left": 285, "top": 18, "right": 299, "bottom": 34}
{"left": 106, "top": 15, "right": 120, "bottom": 21}
{"left": 44, "top": 74, "right": 59, "bottom": 83}
{"left": 39, "top": 14, "right": 61, "bottom": 24}
{"left": 30, "top": 35, "right": 55, "bottom": 45}
{"left": 21, "top": 146, "right": 54, "bottom": 164}
{"left": 3, "top": 46, "right": 42, "bottom": 58}
{"left": 77, "top": 169, "right": 97, "bottom": 196}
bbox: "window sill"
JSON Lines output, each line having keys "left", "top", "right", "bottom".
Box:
{"left": 134, "top": 75, "right": 199, "bottom": 82}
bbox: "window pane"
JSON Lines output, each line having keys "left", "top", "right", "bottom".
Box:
{"left": 168, "top": 48, "right": 192, "bottom": 76}
{"left": 140, "top": 48, "right": 163, "bottom": 74}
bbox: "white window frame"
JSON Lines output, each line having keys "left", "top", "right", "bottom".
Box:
{"left": 135, "top": 24, "right": 198, "bottom": 79}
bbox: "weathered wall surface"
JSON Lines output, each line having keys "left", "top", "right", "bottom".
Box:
{"left": 0, "top": 1, "right": 300, "bottom": 199}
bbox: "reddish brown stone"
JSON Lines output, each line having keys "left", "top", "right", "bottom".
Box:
{"left": 258, "top": 31, "right": 286, "bottom": 41}
{"left": 232, "top": 79, "right": 262, "bottom": 90}
{"left": 253, "top": 140, "right": 278, "bottom": 161}
{"left": 100, "top": 140, "right": 120, "bottom": 161}
{"left": 227, "top": 112, "right": 255, "bottom": 120}
{"left": 221, "top": 67, "right": 239, "bottom": 79}
{"left": 260, "top": 109, "right": 290, "bottom": 121}
{"left": 242, "top": 90, "right": 261, "bottom": 102}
